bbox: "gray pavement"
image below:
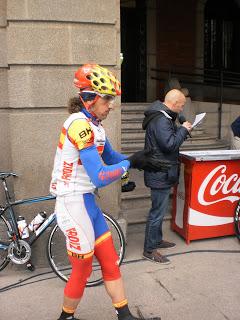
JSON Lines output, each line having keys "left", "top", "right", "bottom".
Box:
{"left": 1, "top": 220, "right": 240, "bottom": 320}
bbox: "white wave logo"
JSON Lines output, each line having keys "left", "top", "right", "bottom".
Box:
{"left": 189, "top": 208, "right": 234, "bottom": 226}
{"left": 198, "top": 165, "right": 240, "bottom": 205}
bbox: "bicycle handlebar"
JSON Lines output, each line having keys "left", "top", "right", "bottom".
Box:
{"left": 0, "top": 172, "right": 18, "bottom": 179}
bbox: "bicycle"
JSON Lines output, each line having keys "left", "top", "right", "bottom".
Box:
{"left": 0, "top": 172, "right": 125, "bottom": 287}
{"left": 234, "top": 199, "right": 240, "bottom": 241}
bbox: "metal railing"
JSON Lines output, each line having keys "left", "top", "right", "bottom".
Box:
{"left": 151, "top": 66, "right": 240, "bottom": 139}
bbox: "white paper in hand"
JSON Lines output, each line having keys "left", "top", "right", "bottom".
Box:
{"left": 192, "top": 113, "right": 206, "bottom": 129}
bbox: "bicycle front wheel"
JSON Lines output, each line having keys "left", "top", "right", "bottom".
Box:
{"left": 0, "top": 215, "right": 11, "bottom": 271}
{"left": 47, "top": 212, "right": 126, "bottom": 287}
{"left": 234, "top": 200, "right": 240, "bottom": 240}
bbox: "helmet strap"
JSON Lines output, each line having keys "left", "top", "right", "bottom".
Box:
{"left": 79, "top": 94, "right": 99, "bottom": 118}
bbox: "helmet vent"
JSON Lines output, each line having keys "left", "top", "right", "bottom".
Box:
{"left": 74, "top": 64, "right": 120, "bottom": 97}
{"left": 93, "top": 80, "right": 99, "bottom": 86}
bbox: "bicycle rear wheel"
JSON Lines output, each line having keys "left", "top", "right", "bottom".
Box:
{"left": 47, "top": 212, "right": 125, "bottom": 287}
{"left": 0, "top": 215, "right": 11, "bottom": 271}
{"left": 234, "top": 200, "right": 240, "bottom": 240}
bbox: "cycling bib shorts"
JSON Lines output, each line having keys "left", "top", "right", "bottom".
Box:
{"left": 56, "top": 192, "right": 110, "bottom": 256}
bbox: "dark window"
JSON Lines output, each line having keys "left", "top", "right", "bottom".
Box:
{"left": 204, "top": 0, "right": 240, "bottom": 72}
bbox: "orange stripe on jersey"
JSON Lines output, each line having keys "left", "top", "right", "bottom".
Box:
{"left": 58, "top": 141, "right": 63, "bottom": 149}
{"left": 58, "top": 127, "right": 67, "bottom": 150}
{"left": 97, "top": 145, "right": 104, "bottom": 155}
{"left": 95, "top": 231, "right": 111, "bottom": 247}
{"left": 68, "top": 134, "right": 79, "bottom": 149}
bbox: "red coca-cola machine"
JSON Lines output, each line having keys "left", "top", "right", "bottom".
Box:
{"left": 172, "top": 150, "right": 240, "bottom": 244}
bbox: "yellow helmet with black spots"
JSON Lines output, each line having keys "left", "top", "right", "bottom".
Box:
{"left": 74, "top": 64, "right": 121, "bottom": 97}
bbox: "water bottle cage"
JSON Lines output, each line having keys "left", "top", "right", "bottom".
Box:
{"left": 33, "top": 223, "right": 41, "bottom": 231}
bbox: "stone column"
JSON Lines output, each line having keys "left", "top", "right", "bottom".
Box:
{"left": 3, "top": 0, "right": 121, "bottom": 266}
{"left": 0, "top": 0, "right": 10, "bottom": 170}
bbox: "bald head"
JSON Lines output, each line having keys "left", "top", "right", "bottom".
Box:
{"left": 164, "top": 89, "right": 186, "bottom": 104}
{"left": 164, "top": 89, "right": 186, "bottom": 113}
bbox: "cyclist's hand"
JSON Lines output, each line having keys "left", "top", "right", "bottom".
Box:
{"left": 121, "top": 171, "right": 136, "bottom": 192}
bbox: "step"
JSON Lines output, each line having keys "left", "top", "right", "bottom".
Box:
{"left": 121, "top": 192, "right": 151, "bottom": 210}
{"left": 124, "top": 170, "right": 147, "bottom": 190}
{"left": 121, "top": 103, "right": 149, "bottom": 113}
{"left": 122, "top": 133, "right": 145, "bottom": 141}
{"left": 180, "top": 141, "right": 229, "bottom": 150}
{"left": 122, "top": 140, "right": 229, "bottom": 154}
{"left": 183, "top": 138, "right": 222, "bottom": 146}
{"left": 121, "top": 126, "right": 205, "bottom": 138}
{"left": 122, "top": 142, "right": 145, "bottom": 152}
{"left": 122, "top": 113, "right": 145, "bottom": 121}
{"left": 122, "top": 122, "right": 143, "bottom": 130}
{"left": 121, "top": 127, "right": 204, "bottom": 142}
{"left": 121, "top": 180, "right": 174, "bottom": 224}
{"left": 121, "top": 204, "right": 172, "bottom": 224}
{"left": 122, "top": 133, "right": 218, "bottom": 144}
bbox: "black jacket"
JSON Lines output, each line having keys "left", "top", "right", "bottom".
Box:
{"left": 231, "top": 116, "right": 240, "bottom": 137}
{"left": 143, "top": 100, "right": 188, "bottom": 189}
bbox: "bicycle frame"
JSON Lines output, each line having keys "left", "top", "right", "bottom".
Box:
{"left": 0, "top": 176, "right": 56, "bottom": 248}
{"left": 0, "top": 172, "right": 126, "bottom": 285}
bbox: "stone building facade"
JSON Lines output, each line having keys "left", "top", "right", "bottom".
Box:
{"left": 1, "top": 0, "right": 240, "bottom": 236}
{"left": 0, "top": 1, "right": 122, "bottom": 221}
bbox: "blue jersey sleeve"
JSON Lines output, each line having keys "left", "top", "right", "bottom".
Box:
{"left": 79, "top": 145, "right": 130, "bottom": 188}
{"left": 101, "top": 138, "right": 127, "bottom": 164}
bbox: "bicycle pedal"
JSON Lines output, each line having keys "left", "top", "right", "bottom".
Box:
{"left": 26, "top": 262, "right": 35, "bottom": 272}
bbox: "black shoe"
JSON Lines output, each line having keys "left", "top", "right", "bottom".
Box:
{"left": 26, "top": 262, "right": 35, "bottom": 271}
{"left": 156, "top": 240, "right": 176, "bottom": 249}
{"left": 143, "top": 250, "right": 170, "bottom": 264}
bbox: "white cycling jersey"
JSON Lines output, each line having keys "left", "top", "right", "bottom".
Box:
{"left": 50, "top": 111, "right": 106, "bottom": 196}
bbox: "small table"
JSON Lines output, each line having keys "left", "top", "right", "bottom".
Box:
{"left": 171, "top": 150, "right": 240, "bottom": 243}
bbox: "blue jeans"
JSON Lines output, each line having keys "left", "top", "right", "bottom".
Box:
{"left": 144, "top": 188, "right": 171, "bottom": 252}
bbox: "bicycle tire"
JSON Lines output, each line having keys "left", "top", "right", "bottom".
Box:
{"left": 234, "top": 200, "right": 240, "bottom": 241}
{"left": 0, "top": 215, "right": 11, "bottom": 271}
{"left": 47, "top": 212, "right": 126, "bottom": 287}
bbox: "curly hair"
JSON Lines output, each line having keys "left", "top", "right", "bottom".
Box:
{"left": 67, "top": 97, "right": 84, "bottom": 114}
{"left": 67, "top": 93, "right": 97, "bottom": 114}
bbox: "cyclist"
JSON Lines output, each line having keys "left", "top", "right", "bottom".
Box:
{"left": 50, "top": 64, "right": 162, "bottom": 320}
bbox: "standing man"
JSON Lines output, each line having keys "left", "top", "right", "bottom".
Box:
{"left": 230, "top": 115, "right": 240, "bottom": 149}
{"left": 142, "top": 89, "right": 192, "bottom": 264}
{"left": 50, "top": 64, "right": 166, "bottom": 320}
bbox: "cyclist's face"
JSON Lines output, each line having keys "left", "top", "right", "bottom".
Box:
{"left": 91, "top": 96, "right": 115, "bottom": 120}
